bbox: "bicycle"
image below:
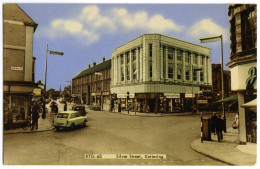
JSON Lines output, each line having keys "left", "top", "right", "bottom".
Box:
{"left": 23, "top": 117, "right": 36, "bottom": 130}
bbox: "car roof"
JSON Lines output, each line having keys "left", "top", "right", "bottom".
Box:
{"left": 59, "top": 111, "right": 79, "bottom": 114}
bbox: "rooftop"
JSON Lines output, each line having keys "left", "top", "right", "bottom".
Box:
{"left": 73, "top": 59, "right": 111, "bottom": 79}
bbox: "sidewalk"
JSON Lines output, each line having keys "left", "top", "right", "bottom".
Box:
{"left": 3, "top": 113, "right": 54, "bottom": 134}
{"left": 114, "top": 110, "right": 197, "bottom": 117}
{"left": 191, "top": 128, "right": 257, "bottom": 166}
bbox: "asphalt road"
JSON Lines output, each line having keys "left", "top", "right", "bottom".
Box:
{"left": 3, "top": 101, "right": 231, "bottom": 165}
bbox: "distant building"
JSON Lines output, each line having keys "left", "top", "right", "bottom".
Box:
{"left": 3, "top": 4, "right": 38, "bottom": 124}
{"left": 111, "top": 33, "right": 212, "bottom": 113}
{"left": 227, "top": 4, "right": 257, "bottom": 144}
{"left": 72, "top": 58, "right": 111, "bottom": 110}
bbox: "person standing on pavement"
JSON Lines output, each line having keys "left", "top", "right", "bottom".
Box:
{"left": 235, "top": 113, "right": 239, "bottom": 128}
{"left": 64, "top": 102, "right": 67, "bottom": 111}
{"left": 31, "top": 102, "right": 40, "bottom": 130}
{"left": 210, "top": 112, "right": 218, "bottom": 135}
{"left": 216, "top": 115, "right": 224, "bottom": 142}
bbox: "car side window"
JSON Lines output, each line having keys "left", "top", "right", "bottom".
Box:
{"left": 75, "top": 112, "right": 80, "bottom": 117}
{"left": 70, "top": 113, "right": 75, "bottom": 119}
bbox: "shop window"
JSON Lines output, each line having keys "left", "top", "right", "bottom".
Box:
{"left": 149, "top": 44, "right": 153, "bottom": 57}
{"left": 185, "top": 51, "right": 190, "bottom": 63}
{"left": 201, "top": 55, "right": 204, "bottom": 65}
{"left": 126, "top": 52, "right": 130, "bottom": 64}
{"left": 241, "top": 8, "right": 256, "bottom": 50}
{"left": 177, "top": 49, "right": 183, "bottom": 61}
{"left": 193, "top": 53, "right": 198, "bottom": 64}
{"left": 150, "top": 64, "right": 152, "bottom": 78}
{"left": 168, "top": 47, "right": 174, "bottom": 60}
{"left": 120, "top": 54, "right": 124, "bottom": 64}
{"left": 200, "top": 72, "right": 204, "bottom": 82}
{"left": 132, "top": 49, "right": 136, "bottom": 61}
{"left": 121, "top": 67, "right": 124, "bottom": 81}
{"left": 193, "top": 70, "right": 197, "bottom": 81}
{"left": 186, "top": 69, "right": 190, "bottom": 81}
{"left": 177, "top": 64, "right": 182, "bottom": 80}
{"left": 230, "top": 18, "right": 236, "bottom": 54}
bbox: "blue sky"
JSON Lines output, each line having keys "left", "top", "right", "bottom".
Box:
{"left": 17, "top": 3, "right": 231, "bottom": 90}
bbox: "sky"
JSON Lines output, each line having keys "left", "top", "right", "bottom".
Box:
{"left": 10, "top": 2, "right": 232, "bottom": 90}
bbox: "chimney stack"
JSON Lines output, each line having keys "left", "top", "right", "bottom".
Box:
{"left": 103, "top": 57, "right": 105, "bottom": 62}
{"left": 88, "top": 64, "right": 91, "bottom": 68}
{"left": 93, "top": 62, "right": 96, "bottom": 66}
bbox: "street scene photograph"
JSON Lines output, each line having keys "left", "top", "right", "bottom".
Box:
{"left": 1, "top": 0, "right": 257, "bottom": 167}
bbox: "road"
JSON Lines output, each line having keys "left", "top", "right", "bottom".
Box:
{"left": 3, "top": 100, "right": 232, "bottom": 165}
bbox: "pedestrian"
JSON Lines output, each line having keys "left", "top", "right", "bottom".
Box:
{"left": 210, "top": 112, "right": 218, "bottom": 135}
{"left": 64, "top": 102, "right": 67, "bottom": 111}
{"left": 118, "top": 101, "right": 121, "bottom": 112}
{"left": 31, "top": 102, "right": 40, "bottom": 130}
{"left": 216, "top": 115, "right": 224, "bottom": 142}
{"left": 235, "top": 113, "right": 239, "bottom": 128}
{"left": 7, "top": 107, "right": 14, "bottom": 129}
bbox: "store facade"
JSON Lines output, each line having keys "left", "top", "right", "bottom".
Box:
{"left": 3, "top": 4, "right": 38, "bottom": 128}
{"left": 227, "top": 4, "right": 257, "bottom": 144}
{"left": 111, "top": 33, "right": 212, "bottom": 113}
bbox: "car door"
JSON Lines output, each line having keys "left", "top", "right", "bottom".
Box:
{"left": 75, "top": 112, "right": 82, "bottom": 125}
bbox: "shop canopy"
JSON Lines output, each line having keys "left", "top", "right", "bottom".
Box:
{"left": 242, "top": 98, "right": 257, "bottom": 108}
{"left": 216, "top": 94, "right": 237, "bottom": 103}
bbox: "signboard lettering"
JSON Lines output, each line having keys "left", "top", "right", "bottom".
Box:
{"left": 11, "top": 66, "right": 23, "bottom": 71}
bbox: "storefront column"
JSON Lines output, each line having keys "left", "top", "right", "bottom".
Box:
{"left": 238, "top": 91, "right": 247, "bottom": 144}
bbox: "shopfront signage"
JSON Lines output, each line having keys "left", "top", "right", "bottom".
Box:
{"left": 164, "top": 93, "right": 180, "bottom": 99}
{"left": 185, "top": 94, "right": 195, "bottom": 98}
{"left": 246, "top": 67, "right": 257, "bottom": 94}
{"left": 230, "top": 62, "right": 257, "bottom": 91}
{"left": 118, "top": 93, "right": 135, "bottom": 99}
{"left": 11, "top": 66, "right": 23, "bottom": 71}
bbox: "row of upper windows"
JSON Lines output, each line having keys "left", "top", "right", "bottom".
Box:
{"left": 117, "top": 45, "right": 207, "bottom": 66}
{"left": 73, "top": 69, "right": 110, "bottom": 85}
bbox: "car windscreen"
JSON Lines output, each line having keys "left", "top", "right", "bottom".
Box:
{"left": 57, "top": 113, "right": 69, "bottom": 118}
{"left": 75, "top": 107, "right": 84, "bottom": 111}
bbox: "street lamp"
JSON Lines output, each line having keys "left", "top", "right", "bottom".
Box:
{"left": 200, "top": 34, "right": 226, "bottom": 132}
{"left": 43, "top": 44, "right": 64, "bottom": 119}
{"left": 66, "top": 80, "right": 72, "bottom": 103}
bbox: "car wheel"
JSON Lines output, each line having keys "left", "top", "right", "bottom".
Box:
{"left": 83, "top": 120, "right": 87, "bottom": 127}
{"left": 70, "top": 123, "right": 75, "bottom": 130}
{"left": 55, "top": 127, "right": 60, "bottom": 131}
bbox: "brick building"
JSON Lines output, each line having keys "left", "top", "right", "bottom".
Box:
{"left": 72, "top": 58, "right": 111, "bottom": 111}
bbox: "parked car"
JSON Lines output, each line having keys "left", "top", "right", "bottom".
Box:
{"left": 90, "top": 103, "right": 101, "bottom": 111}
{"left": 54, "top": 111, "right": 88, "bottom": 130}
{"left": 72, "top": 105, "right": 87, "bottom": 116}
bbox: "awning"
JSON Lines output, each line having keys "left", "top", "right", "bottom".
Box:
{"left": 216, "top": 94, "right": 237, "bottom": 103}
{"left": 242, "top": 99, "right": 257, "bottom": 108}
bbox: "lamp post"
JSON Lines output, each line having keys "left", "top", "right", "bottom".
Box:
{"left": 66, "top": 80, "right": 72, "bottom": 102}
{"left": 200, "top": 34, "right": 226, "bottom": 132}
{"left": 94, "top": 72, "right": 103, "bottom": 110}
{"left": 43, "top": 44, "right": 64, "bottom": 119}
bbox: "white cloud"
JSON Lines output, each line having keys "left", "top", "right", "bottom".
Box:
{"left": 188, "top": 18, "right": 229, "bottom": 42}
{"left": 111, "top": 8, "right": 183, "bottom": 33}
{"left": 44, "top": 5, "right": 184, "bottom": 45}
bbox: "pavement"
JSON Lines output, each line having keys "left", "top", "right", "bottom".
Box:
{"left": 191, "top": 127, "right": 257, "bottom": 166}
{"left": 3, "top": 113, "right": 54, "bottom": 134}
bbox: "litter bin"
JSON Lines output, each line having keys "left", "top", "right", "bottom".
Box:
{"left": 202, "top": 117, "right": 212, "bottom": 141}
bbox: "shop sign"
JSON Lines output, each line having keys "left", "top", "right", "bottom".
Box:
{"left": 185, "top": 94, "right": 195, "bottom": 98}
{"left": 230, "top": 63, "right": 257, "bottom": 91}
{"left": 11, "top": 66, "right": 23, "bottom": 71}
{"left": 91, "top": 93, "right": 96, "bottom": 96}
{"left": 164, "top": 93, "right": 180, "bottom": 99}
{"left": 103, "top": 92, "right": 110, "bottom": 95}
{"left": 118, "top": 93, "right": 135, "bottom": 98}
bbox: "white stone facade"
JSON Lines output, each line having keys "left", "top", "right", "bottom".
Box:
{"left": 111, "top": 33, "right": 212, "bottom": 96}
